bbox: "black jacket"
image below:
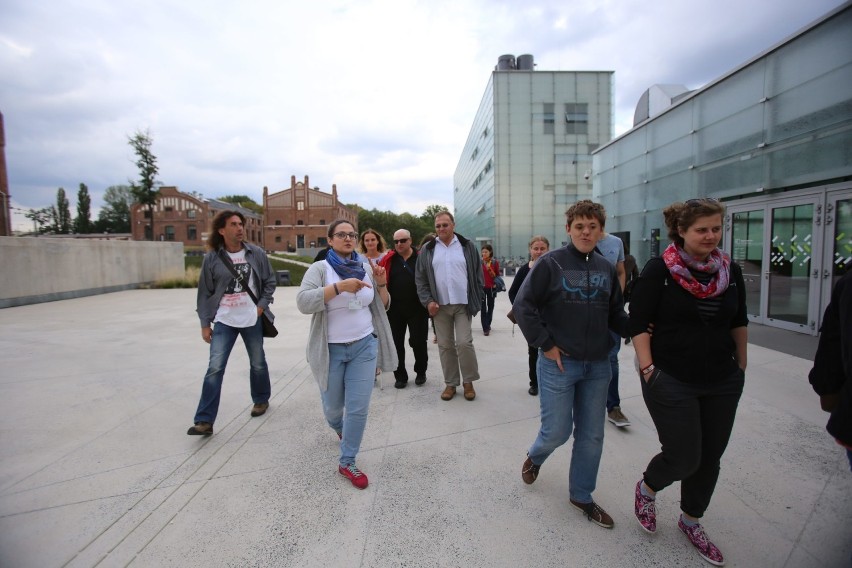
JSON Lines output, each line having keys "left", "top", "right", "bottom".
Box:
{"left": 809, "top": 270, "right": 852, "bottom": 448}
{"left": 513, "top": 243, "right": 628, "bottom": 360}
{"left": 628, "top": 257, "right": 748, "bottom": 384}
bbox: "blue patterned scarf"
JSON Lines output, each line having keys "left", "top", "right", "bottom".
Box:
{"left": 326, "top": 249, "right": 366, "bottom": 280}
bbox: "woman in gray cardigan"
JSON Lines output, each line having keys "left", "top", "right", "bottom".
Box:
{"left": 297, "top": 220, "right": 397, "bottom": 489}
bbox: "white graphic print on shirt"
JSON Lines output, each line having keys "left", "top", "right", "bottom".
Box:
{"left": 214, "top": 249, "right": 258, "bottom": 328}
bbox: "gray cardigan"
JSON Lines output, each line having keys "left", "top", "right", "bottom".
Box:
{"left": 296, "top": 261, "right": 398, "bottom": 391}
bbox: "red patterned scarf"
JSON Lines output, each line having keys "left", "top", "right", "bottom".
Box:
{"left": 662, "top": 243, "right": 731, "bottom": 299}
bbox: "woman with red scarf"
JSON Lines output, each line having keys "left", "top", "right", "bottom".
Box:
{"left": 628, "top": 198, "right": 748, "bottom": 567}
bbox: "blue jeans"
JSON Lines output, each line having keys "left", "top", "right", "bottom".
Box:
{"left": 322, "top": 334, "right": 377, "bottom": 467}
{"left": 194, "top": 318, "right": 270, "bottom": 424}
{"left": 481, "top": 287, "right": 495, "bottom": 331}
{"left": 527, "top": 353, "right": 610, "bottom": 504}
{"left": 606, "top": 330, "right": 621, "bottom": 412}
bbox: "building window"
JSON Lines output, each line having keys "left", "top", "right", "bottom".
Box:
{"left": 471, "top": 147, "right": 479, "bottom": 160}
{"left": 317, "top": 237, "right": 327, "bottom": 247}
{"left": 297, "top": 220, "right": 304, "bottom": 226}
{"left": 188, "top": 225, "right": 197, "bottom": 240}
{"left": 297, "top": 201, "right": 305, "bottom": 211}
{"left": 565, "top": 103, "right": 588, "bottom": 134}
{"left": 275, "top": 236, "right": 282, "bottom": 243}
{"left": 543, "top": 103, "right": 555, "bottom": 134}
{"left": 165, "top": 225, "right": 175, "bottom": 241}
{"left": 164, "top": 206, "right": 174, "bottom": 212}
{"left": 275, "top": 220, "right": 281, "bottom": 225}
{"left": 144, "top": 210, "right": 152, "bottom": 219}
{"left": 187, "top": 209, "right": 196, "bottom": 219}
{"left": 319, "top": 219, "right": 325, "bottom": 225}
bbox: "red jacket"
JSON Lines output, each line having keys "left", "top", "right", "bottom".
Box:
{"left": 482, "top": 259, "right": 500, "bottom": 289}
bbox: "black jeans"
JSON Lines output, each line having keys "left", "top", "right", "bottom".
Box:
{"left": 641, "top": 367, "right": 745, "bottom": 518}
{"left": 388, "top": 309, "right": 429, "bottom": 382}
{"left": 481, "top": 287, "right": 495, "bottom": 331}
{"left": 527, "top": 345, "right": 538, "bottom": 388}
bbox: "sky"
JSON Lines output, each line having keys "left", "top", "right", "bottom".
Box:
{"left": 1, "top": 0, "right": 845, "bottom": 230}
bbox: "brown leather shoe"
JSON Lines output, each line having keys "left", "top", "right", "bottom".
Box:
{"left": 522, "top": 455, "right": 540, "bottom": 484}
{"left": 463, "top": 382, "right": 476, "bottom": 400}
{"left": 187, "top": 422, "right": 213, "bottom": 436}
{"left": 441, "top": 385, "right": 456, "bottom": 401}
{"left": 251, "top": 402, "right": 269, "bottom": 417}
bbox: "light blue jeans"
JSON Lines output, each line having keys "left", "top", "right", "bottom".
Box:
{"left": 322, "top": 334, "right": 377, "bottom": 467}
{"left": 194, "top": 318, "right": 270, "bottom": 425}
{"left": 527, "top": 353, "right": 610, "bottom": 504}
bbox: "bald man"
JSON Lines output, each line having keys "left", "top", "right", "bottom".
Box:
{"left": 378, "top": 229, "right": 429, "bottom": 388}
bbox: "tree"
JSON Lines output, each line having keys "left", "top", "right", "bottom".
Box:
{"left": 73, "top": 183, "right": 92, "bottom": 234}
{"left": 421, "top": 204, "right": 450, "bottom": 222}
{"left": 95, "top": 185, "right": 134, "bottom": 233}
{"left": 55, "top": 187, "right": 72, "bottom": 234}
{"left": 24, "top": 207, "right": 53, "bottom": 234}
{"left": 128, "top": 129, "right": 160, "bottom": 240}
{"left": 218, "top": 194, "right": 263, "bottom": 214}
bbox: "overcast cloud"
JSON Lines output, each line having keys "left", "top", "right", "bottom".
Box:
{"left": 0, "top": 0, "right": 844, "bottom": 229}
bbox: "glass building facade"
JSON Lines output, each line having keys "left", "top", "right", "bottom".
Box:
{"left": 454, "top": 64, "right": 613, "bottom": 264}
{"left": 593, "top": 5, "right": 852, "bottom": 334}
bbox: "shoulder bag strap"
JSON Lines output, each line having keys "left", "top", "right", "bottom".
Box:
{"left": 217, "top": 249, "right": 261, "bottom": 307}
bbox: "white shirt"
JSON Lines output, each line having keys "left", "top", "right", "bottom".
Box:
{"left": 324, "top": 261, "right": 375, "bottom": 343}
{"left": 432, "top": 235, "right": 468, "bottom": 305}
{"left": 215, "top": 249, "right": 258, "bottom": 328}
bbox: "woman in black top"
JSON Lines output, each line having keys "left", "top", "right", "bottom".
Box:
{"left": 508, "top": 235, "right": 550, "bottom": 395}
{"left": 629, "top": 199, "right": 747, "bottom": 567}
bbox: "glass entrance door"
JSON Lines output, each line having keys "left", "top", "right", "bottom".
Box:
{"left": 766, "top": 200, "right": 820, "bottom": 332}
{"left": 731, "top": 209, "right": 764, "bottom": 322}
{"left": 821, "top": 192, "right": 852, "bottom": 305}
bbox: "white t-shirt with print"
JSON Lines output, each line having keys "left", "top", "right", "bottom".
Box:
{"left": 215, "top": 249, "right": 258, "bottom": 328}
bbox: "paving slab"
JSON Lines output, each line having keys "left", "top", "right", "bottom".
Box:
{"left": 1, "top": 286, "right": 850, "bottom": 568}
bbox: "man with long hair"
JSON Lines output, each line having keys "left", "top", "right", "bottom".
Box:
{"left": 188, "top": 210, "right": 276, "bottom": 435}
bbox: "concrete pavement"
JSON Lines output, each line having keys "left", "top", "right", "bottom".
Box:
{"left": 0, "top": 285, "right": 850, "bottom": 567}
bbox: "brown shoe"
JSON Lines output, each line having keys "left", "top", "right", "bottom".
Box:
{"left": 251, "top": 402, "right": 269, "bottom": 417}
{"left": 187, "top": 422, "right": 213, "bottom": 436}
{"left": 522, "top": 455, "right": 540, "bottom": 484}
{"left": 463, "top": 382, "right": 476, "bottom": 400}
{"left": 441, "top": 385, "right": 457, "bottom": 401}
{"left": 570, "top": 499, "right": 614, "bottom": 529}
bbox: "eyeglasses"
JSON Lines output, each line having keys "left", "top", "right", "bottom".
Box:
{"left": 435, "top": 223, "right": 451, "bottom": 229}
{"left": 332, "top": 232, "right": 358, "bottom": 240}
{"left": 685, "top": 198, "right": 719, "bottom": 207}
{"left": 393, "top": 238, "right": 410, "bottom": 244}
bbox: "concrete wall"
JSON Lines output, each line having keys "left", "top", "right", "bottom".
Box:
{"left": 0, "top": 237, "right": 185, "bottom": 308}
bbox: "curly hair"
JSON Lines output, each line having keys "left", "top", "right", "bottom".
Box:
{"left": 663, "top": 199, "right": 726, "bottom": 247}
{"left": 565, "top": 200, "right": 606, "bottom": 227}
{"left": 206, "top": 210, "right": 246, "bottom": 250}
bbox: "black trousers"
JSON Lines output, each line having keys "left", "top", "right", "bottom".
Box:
{"left": 388, "top": 309, "right": 429, "bottom": 382}
{"left": 641, "top": 367, "right": 745, "bottom": 518}
{"left": 527, "top": 345, "right": 538, "bottom": 387}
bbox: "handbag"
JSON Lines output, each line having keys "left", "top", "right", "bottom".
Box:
{"left": 217, "top": 250, "right": 279, "bottom": 338}
{"left": 493, "top": 275, "right": 506, "bottom": 293}
{"left": 506, "top": 307, "right": 516, "bottom": 324}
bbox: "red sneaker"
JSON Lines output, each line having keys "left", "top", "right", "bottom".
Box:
{"left": 339, "top": 463, "right": 368, "bottom": 489}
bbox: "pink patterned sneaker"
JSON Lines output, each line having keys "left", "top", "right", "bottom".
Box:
{"left": 678, "top": 516, "right": 725, "bottom": 566}
{"left": 634, "top": 480, "right": 656, "bottom": 533}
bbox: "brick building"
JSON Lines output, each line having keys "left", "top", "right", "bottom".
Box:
{"left": 130, "top": 186, "right": 263, "bottom": 247}
{"left": 263, "top": 175, "right": 357, "bottom": 252}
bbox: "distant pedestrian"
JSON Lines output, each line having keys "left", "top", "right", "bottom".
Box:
{"left": 297, "top": 220, "right": 397, "bottom": 489}
{"left": 378, "top": 229, "right": 430, "bottom": 388}
{"left": 508, "top": 235, "right": 550, "bottom": 395}
{"left": 629, "top": 198, "right": 748, "bottom": 566}
{"left": 358, "top": 228, "right": 388, "bottom": 265}
{"left": 809, "top": 269, "right": 852, "bottom": 471}
{"left": 415, "top": 211, "right": 484, "bottom": 402}
{"left": 189, "top": 210, "right": 276, "bottom": 436}
{"left": 480, "top": 244, "right": 500, "bottom": 336}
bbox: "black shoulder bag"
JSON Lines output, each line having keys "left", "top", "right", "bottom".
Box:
{"left": 217, "top": 250, "right": 278, "bottom": 338}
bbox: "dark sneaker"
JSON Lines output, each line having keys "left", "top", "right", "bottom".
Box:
{"left": 415, "top": 372, "right": 427, "bottom": 385}
{"left": 394, "top": 380, "right": 407, "bottom": 389}
{"left": 634, "top": 479, "right": 656, "bottom": 533}
{"left": 521, "top": 455, "right": 540, "bottom": 485}
{"left": 528, "top": 385, "right": 538, "bottom": 396}
{"left": 678, "top": 517, "right": 725, "bottom": 566}
{"left": 570, "top": 499, "right": 614, "bottom": 529}
{"left": 187, "top": 422, "right": 213, "bottom": 436}
{"left": 339, "top": 463, "right": 368, "bottom": 489}
{"left": 607, "top": 406, "right": 631, "bottom": 427}
{"left": 251, "top": 402, "right": 269, "bottom": 417}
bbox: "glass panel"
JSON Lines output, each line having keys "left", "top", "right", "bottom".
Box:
{"left": 731, "top": 210, "right": 764, "bottom": 319}
{"left": 768, "top": 204, "right": 813, "bottom": 325}
{"left": 830, "top": 198, "right": 852, "bottom": 288}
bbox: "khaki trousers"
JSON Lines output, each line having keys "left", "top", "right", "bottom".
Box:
{"left": 433, "top": 304, "right": 480, "bottom": 386}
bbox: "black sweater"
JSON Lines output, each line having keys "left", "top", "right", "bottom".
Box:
{"left": 514, "top": 244, "right": 628, "bottom": 360}
{"left": 628, "top": 257, "right": 748, "bottom": 384}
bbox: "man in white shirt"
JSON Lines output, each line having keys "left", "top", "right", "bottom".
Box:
{"left": 415, "top": 211, "right": 484, "bottom": 401}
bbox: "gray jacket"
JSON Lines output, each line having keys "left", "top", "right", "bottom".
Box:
{"left": 415, "top": 232, "right": 484, "bottom": 317}
{"left": 296, "top": 261, "right": 398, "bottom": 391}
{"left": 196, "top": 243, "right": 276, "bottom": 328}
